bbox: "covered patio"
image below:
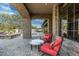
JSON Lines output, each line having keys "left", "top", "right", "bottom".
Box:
{"left": 0, "top": 3, "right": 79, "bottom": 56}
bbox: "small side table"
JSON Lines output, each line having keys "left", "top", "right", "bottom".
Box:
{"left": 29, "top": 39, "right": 44, "bottom": 51}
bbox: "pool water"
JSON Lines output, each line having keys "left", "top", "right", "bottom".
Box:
{"left": 32, "top": 32, "right": 44, "bottom": 38}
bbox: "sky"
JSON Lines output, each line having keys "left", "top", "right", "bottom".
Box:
{"left": 0, "top": 3, "right": 19, "bottom": 15}
{"left": 32, "top": 19, "right": 44, "bottom": 28}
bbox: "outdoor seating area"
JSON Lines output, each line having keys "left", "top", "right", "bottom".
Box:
{"left": 29, "top": 33, "right": 64, "bottom": 56}
{"left": 0, "top": 32, "right": 79, "bottom": 56}
{"left": 0, "top": 35, "right": 65, "bottom": 56}
{"left": 0, "top": 3, "right": 79, "bottom": 56}
{"left": 29, "top": 33, "right": 79, "bottom": 56}
{"left": 40, "top": 37, "right": 63, "bottom": 56}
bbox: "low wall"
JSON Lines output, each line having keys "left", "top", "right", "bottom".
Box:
{"left": 0, "top": 34, "right": 20, "bottom": 39}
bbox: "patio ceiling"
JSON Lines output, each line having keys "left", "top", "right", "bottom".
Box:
{"left": 24, "top": 3, "right": 54, "bottom": 14}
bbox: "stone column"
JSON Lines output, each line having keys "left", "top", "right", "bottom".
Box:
{"left": 12, "top": 3, "right": 31, "bottom": 39}
{"left": 56, "top": 5, "right": 59, "bottom": 36}
{"left": 23, "top": 18, "right": 31, "bottom": 39}
{"left": 52, "top": 4, "right": 59, "bottom": 36}
{"left": 52, "top": 5, "right": 56, "bottom": 35}
{"left": 48, "top": 18, "right": 52, "bottom": 33}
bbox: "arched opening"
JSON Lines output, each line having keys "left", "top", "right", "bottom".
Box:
{"left": 0, "top": 3, "right": 24, "bottom": 39}
{"left": 31, "top": 19, "right": 44, "bottom": 38}
{"left": 31, "top": 18, "right": 49, "bottom": 39}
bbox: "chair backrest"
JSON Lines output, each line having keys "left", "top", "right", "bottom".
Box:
{"left": 44, "top": 33, "right": 53, "bottom": 39}
{"left": 44, "top": 35, "right": 50, "bottom": 39}
{"left": 52, "top": 37, "right": 63, "bottom": 52}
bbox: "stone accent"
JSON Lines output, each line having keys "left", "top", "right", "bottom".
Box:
{"left": 48, "top": 17, "right": 52, "bottom": 33}
{"left": 23, "top": 18, "right": 31, "bottom": 39}
{"left": 52, "top": 4, "right": 60, "bottom": 36}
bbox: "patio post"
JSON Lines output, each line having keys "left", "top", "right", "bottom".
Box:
{"left": 23, "top": 18, "right": 31, "bottom": 39}
{"left": 52, "top": 4, "right": 59, "bottom": 36}
{"left": 12, "top": 3, "right": 31, "bottom": 39}
{"left": 48, "top": 17, "right": 52, "bottom": 33}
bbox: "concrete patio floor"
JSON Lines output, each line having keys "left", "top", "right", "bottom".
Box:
{"left": 0, "top": 36, "right": 78, "bottom": 56}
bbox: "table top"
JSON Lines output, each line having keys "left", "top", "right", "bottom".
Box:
{"left": 29, "top": 39, "right": 44, "bottom": 45}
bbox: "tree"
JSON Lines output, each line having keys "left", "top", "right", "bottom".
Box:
{"left": 32, "top": 25, "right": 37, "bottom": 29}
{"left": 0, "top": 13, "right": 23, "bottom": 33}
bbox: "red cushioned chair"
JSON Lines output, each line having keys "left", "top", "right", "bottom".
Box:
{"left": 42, "top": 33, "right": 53, "bottom": 43}
{"left": 40, "top": 37, "right": 63, "bottom": 56}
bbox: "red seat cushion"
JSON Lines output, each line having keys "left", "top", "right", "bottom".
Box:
{"left": 42, "top": 35, "right": 50, "bottom": 41}
{"left": 42, "top": 33, "right": 53, "bottom": 42}
{"left": 45, "top": 33, "right": 52, "bottom": 39}
{"left": 51, "top": 37, "right": 63, "bottom": 52}
{"left": 53, "top": 37, "right": 62, "bottom": 46}
{"left": 42, "top": 36, "right": 50, "bottom": 42}
{"left": 40, "top": 37, "right": 63, "bottom": 56}
{"left": 43, "top": 35, "right": 50, "bottom": 39}
{"left": 40, "top": 43, "right": 57, "bottom": 56}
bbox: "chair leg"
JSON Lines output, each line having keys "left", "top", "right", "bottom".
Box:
{"left": 57, "top": 53, "right": 60, "bottom": 56}
{"left": 41, "top": 53, "right": 45, "bottom": 56}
